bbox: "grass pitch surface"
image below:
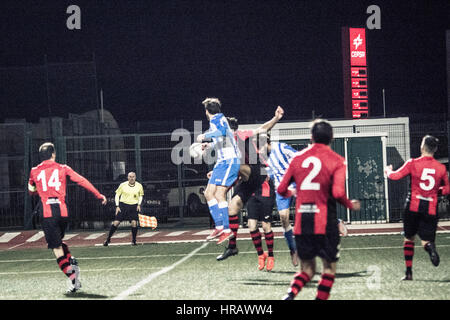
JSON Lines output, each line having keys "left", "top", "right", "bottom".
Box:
{"left": 0, "top": 234, "right": 449, "bottom": 300}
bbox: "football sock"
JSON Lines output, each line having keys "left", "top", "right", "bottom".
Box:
{"left": 316, "top": 273, "right": 335, "bottom": 300}
{"left": 284, "top": 228, "right": 296, "bottom": 253}
{"left": 218, "top": 201, "right": 230, "bottom": 231}
{"left": 250, "top": 229, "right": 264, "bottom": 256}
{"left": 61, "top": 242, "right": 72, "bottom": 260}
{"left": 404, "top": 240, "right": 415, "bottom": 274}
{"left": 228, "top": 215, "right": 240, "bottom": 250}
{"left": 57, "top": 255, "right": 75, "bottom": 282}
{"left": 288, "top": 272, "right": 311, "bottom": 297}
{"left": 131, "top": 226, "right": 138, "bottom": 242}
{"left": 107, "top": 224, "right": 118, "bottom": 241}
{"left": 264, "top": 231, "right": 274, "bottom": 257}
{"left": 207, "top": 199, "right": 223, "bottom": 228}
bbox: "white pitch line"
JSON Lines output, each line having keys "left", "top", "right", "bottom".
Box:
{"left": 111, "top": 233, "right": 130, "bottom": 239}
{"left": 0, "top": 266, "right": 162, "bottom": 276}
{"left": 0, "top": 232, "right": 21, "bottom": 243}
{"left": 112, "top": 242, "right": 209, "bottom": 300}
{"left": 165, "top": 231, "right": 187, "bottom": 237}
{"left": 2, "top": 243, "right": 450, "bottom": 265}
{"left": 62, "top": 234, "right": 78, "bottom": 241}
{"left": 26, "top": 231, "right": 45, "bottom": 242}
{"left": 84, "top": 233, "right": 105, "bottom": 240}
{"left": 138, "top": 231, "right": 159, "bottom": 238}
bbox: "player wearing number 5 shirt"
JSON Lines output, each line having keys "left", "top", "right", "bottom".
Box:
{"left": 385, "top": 135, "right": 450, "bottom": 280}
{"left": 28, "top": 142, "right": 107, "bottom": 293}
{"left": 279, "top": 119, "right": 360, "bottom": 300}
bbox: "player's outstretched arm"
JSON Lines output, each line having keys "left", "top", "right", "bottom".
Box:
{"left": 66, "top": 166, "right": 106, "bottom": 204}
{"left": 439, "top": 171, "right": 450, "bottom": 195}
{"left": 254, "top": 106, "right": 284, "bottom": 135}
{"left": 332, "top": 164, "right": 357, "bottom": 210}
{"left": 385, "top": 159, "right": 412, "bottom": 180}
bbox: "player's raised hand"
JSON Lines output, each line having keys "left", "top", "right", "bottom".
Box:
{"left": 275, "top": 106, "right": 284, "bottom": 120}
{"left": 385, "top": 165, "right": 393, "bottom": 175}
{"left": 197, "top": 134, "right": 206, "bottom": 143}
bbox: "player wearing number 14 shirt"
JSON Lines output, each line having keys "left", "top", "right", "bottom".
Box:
{"left": 279, "top": 119, "right": 360, "bottom": 300}
{"left": 385, "top": 135, "right": 450, "bottom": 281}
{"left": 28, "top": 142, "right": 107, "bottom": 293}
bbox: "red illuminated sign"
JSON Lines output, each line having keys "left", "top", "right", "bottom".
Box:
{"left": 352, "top": 110, "right": 369, "bottom": 118}
{"left": 349, "top": 28, "right": 367, "bottom": 66}
{"left": 342, "top": 27, "right": 369, "bottom": 119}
{"left": 352, "top": 89, "right": 368, "bottom": 99}
{"left": 352, "top": 100, "right": 369, "bottom": 110}
{"left": 352, "top": 78, "right": 368, "bottom": 88}
{"left": 351, "top": 67, "right": 367, "bottom": 77}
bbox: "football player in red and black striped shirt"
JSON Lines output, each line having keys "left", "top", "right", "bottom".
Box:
{"left": 279, "top": 119, "right": 360, "bottom": 300}
{"left": 385, "top": 135, "right": 450, "bottom": 280}
{"left": 28, "top": 142, "right": 107, "bottom": 292}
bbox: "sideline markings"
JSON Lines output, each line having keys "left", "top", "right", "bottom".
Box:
{"left": 112, "top": 242, "right": 209, "bottom": 300}
{"left": 0, "top": 232, "right": 21, "bottom": 243}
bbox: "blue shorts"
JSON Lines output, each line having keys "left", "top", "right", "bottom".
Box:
{"left": 209, "top": 159, "right": 240, "bottom": 187}
{"left": 276, "top": 192, "right": 292, "bottom": 211}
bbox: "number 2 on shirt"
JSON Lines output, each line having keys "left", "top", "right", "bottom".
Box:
{"left": 300, "top": 156, "right": 321, "bottom": 190}
{"left": 37, "top": 169, "right": 62, "bottom": 191}
{"left": 419, "top": 168, "right": 435, "bottom": 191}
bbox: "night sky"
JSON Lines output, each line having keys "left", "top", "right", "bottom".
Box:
{"left": 1, "top": 0, "right": 449, "bottom": 125}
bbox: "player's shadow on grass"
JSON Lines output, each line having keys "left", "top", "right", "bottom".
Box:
{"left": 335, "top": 271, "right": 368, "bottom": 278}
{"left": 412, "top": 279, "right": 450, "bottom": 283}
{"left": 64, "top": 292, "right": 109, "bottom": 299}
{"left": 269, "top": 270, "right": 368, "bottom": 278}
{"left": 237, "top": 278, "right": 319, "bottom": 286}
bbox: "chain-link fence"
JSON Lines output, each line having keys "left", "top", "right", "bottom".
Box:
{"left": 1, "top": 117, "right": 449, "bottom": 230}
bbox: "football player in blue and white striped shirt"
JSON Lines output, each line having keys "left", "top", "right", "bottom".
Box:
{"left": 197, "top": 97, "right": 241, "bottom": 245}
{"left": 263, "top": 135, "right": 300, "bottom": 266}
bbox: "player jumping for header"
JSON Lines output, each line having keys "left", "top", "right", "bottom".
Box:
{"left": 197, "top": 98, "right": 241, "bottom": 245}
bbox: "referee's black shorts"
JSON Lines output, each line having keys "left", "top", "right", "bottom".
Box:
{"left": 116, "top": 203, "right": 139, "bottom": 222}
{"left": 232, "top": 164, "right": 267, "bottom": 205}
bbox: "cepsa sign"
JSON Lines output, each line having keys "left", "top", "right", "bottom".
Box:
{"left": 349, "top": 28, "right": 366, "bottom": 66}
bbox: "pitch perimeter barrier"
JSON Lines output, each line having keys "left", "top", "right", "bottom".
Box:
{"left": 0, "top": 117, "right": 449, "bottom": 230}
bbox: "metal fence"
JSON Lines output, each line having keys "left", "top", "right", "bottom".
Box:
{"left": 1, "top": 118, "right": 449, "bottom": 230}
{"left": 56, "top": 132, "right": 212, "bottom": 230}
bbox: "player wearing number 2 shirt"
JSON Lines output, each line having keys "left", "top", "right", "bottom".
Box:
{"left": 28, "top": 142, "right": 106, "bottom": 293}
{"left": 385, "top": 135, "right": 450, "bottom": 281}
{"left": 279, "top": 119, "right": 360, "bottom": 301}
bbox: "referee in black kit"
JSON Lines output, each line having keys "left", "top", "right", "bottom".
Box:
{"left": 104, "top": 172, "right": 144, "bottom": 246}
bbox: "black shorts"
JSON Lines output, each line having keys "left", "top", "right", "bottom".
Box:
{"left": 403, "top": 210, "right": 438, "bottom": 242}
{"left": 247, "top": 195, "right": 275, "bottom": 223}
{"left": 295, "top": 233, "right": 341, "bottom": 263}
{"left": 232, "top": 164, "right": 267, "bottom": 205}
{"left": 41, "top": 204, "right": 68, "bottom": 249}
{"left": 116, "top": 203, "right": 139, "bottom": 222}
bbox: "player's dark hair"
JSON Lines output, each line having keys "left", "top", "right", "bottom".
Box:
{"left": 311, "top": 119, "right": 333, "bottom": 145}
{"left": 39, "top": 142, "right": 55, "bottom": 161}
{"left": 202, "top": 97, "right": 221, "bottom": 115}
{"left": 422, "top": 135, "right": 438, "bottom": 154}
{"left": 227, "top": 117, "right": 239, "bottom": 130}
